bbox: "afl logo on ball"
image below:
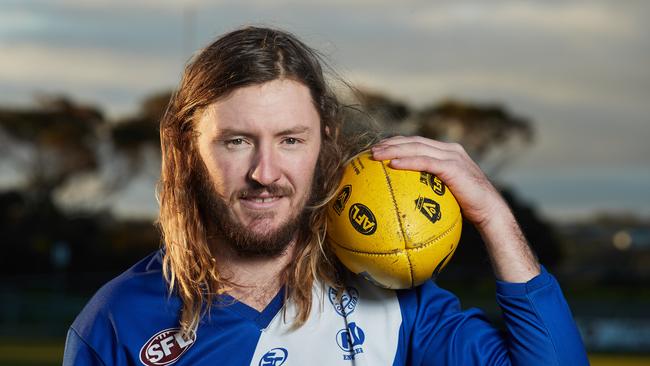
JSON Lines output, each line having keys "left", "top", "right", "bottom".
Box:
{"left": 333, "top": 185, "right": 352, "bottom": 215}
{"left": 139, "top": 328, "right": 195, "bottom": 366}
{"left": 429, "top": 175, "right": 445, "bottom": 196}
{"left": 349, "top": 203, "right": 377, "bottom": 235}
{"left": 420, "top": 172, "right": 445, "bottom": 196}
{"left": 415, "top": 196, "right": 441, "bottom": 224}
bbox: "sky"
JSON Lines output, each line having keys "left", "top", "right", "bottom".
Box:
{"left": 1, "top": 0, "right": 649, "bottom": 222}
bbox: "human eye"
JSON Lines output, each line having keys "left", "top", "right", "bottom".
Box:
{"left": 282, "top": 137, "right": 305, "bottom": 146}
{"left": 223, "top": 137, "right": 249, "bottom": 149}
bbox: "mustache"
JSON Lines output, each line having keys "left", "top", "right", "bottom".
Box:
{"left": 237, "top": 183, "right": 294, "bottom": 198}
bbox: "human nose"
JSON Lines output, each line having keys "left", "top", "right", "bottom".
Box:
{"left": 249, "top": 145, "right": 281, "bottom": 186}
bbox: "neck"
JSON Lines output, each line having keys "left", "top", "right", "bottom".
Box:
{"left": 214, "top": 240, "right": 296, "bottom": 312}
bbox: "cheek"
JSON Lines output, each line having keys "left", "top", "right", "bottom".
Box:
{"left": 293, "top": 148, "right": 321, "bottom": 192}
{"left": 203, "top": 156, "right": 242, "bottom": 198}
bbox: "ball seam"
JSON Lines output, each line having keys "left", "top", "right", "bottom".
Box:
{"left": 328, "top": 213, "right": 461, "bottom": 256}
{"left": 380, "top": 161, "right": 413, "bottom": 286}
{"left": 408, "top": 213, "right": 462, "bottom": 251}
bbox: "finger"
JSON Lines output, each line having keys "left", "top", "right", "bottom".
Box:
{"left": 376, "top": 135, "right": 456, "bottom": 152}
{"left": 371, "top": 141, "right": 458, "bottom": 162}
{"left": 387, "top": 155, "right": 454, "bottom": 178}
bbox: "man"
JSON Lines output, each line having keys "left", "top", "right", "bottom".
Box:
{"left": 64, "top": 27, "right": 589, "bottom": 365}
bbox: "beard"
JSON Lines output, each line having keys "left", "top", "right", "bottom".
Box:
{"left": 194, "top": 160, "right": 310, "bottom": 259}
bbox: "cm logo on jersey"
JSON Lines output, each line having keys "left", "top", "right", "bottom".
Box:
{"left": 336, "top": 322, "right": 366, "bottom": 360}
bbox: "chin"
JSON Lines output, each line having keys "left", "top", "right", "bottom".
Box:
{"left": 247, "top": 219, "right": 285, "bottom": 234}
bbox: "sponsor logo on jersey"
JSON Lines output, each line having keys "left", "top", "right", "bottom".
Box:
{"left": 414, "top": 196, "right": 441, "bottom": 224}
{"left": 328, "top": 286, "right": 359, "bottom": 317}
{"left": 259, "top": 347, "right": 288, "bottom": 366}
{"left": 139, "top": 328, "right": 195, "bottom": 366}
{"left": 349, "top": 203, "right": 377, "bottom": 235}
{"left": 333, "top": 185, "right": 352, "bottom": 215}
{"left": 336, "top": 322, "right": 365, "bottom": 360}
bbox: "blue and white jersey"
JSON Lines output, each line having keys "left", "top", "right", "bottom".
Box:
{"left": 63, "top": 251, "right": 588, "bottom": 365}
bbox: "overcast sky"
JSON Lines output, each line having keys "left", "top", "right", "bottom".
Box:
{"left": 1, "top": 0, "right": 649, "bottom": 221}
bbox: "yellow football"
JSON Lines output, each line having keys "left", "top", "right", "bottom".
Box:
{"left": 326, "top": 151, "right": 462, "bottom": 289}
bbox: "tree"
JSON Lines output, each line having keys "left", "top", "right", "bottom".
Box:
{"left": 355, "top": 89, "right": 410, "bottom": 124}
{"left": 0, "top": 93, "right": 166, "bottom": 275}
{"left": 0, "top": 95, "right": 104, "bottom": 207}
{"left": 111, "top": 91, "right": 169, "bottom": 153}
{"left": 417, "top": 99, "right": 533, "bottom": 176}
{"left": 105, "top": 91, "right": 170, "bottom": 190}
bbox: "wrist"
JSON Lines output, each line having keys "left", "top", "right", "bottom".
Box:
{"left": 473, "top": 197, "right": 514, "bottom": 237}
{"left": 476, "top": 206, "right": 541, "bottom": 283}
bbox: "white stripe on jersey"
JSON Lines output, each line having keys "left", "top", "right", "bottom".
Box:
{"left": 250, "top": 276, "right": 402, "bottom": 365}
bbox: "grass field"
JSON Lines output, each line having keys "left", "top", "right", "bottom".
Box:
{"left": 590, "top": 355, "right": 650, "bottom": 366}
{"left": 0, "top": 340, "right": 63, "bottom": 366}
{"left": 0, "top": 340, "right": 648, "bottom": 365}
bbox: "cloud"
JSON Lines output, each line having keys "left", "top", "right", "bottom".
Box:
{"left": 1, "top": 0, "right": 648, "bottom": 220}
{"left": 0, "top": 44, "right": 179, "bottom": 92}
{"left": 0, "top": 8, "right": 49, "bottom": 34}
{"left": 345, "top": 67, "right": 647, "bottom": 111}
{"left": 0, "top": 42, "right": 183, "bottom": 116}
{"left": 409, "top": 1, "right": 641, "bottom": 38}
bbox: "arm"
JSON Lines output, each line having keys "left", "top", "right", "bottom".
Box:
{"left": 373, "top": 136, "right": 588, "bottom": 365}
{"left": 63, "top": 328, "right": 107, "bottom": 366}
{"left": 397, "top": 268, "right": 589, "bottom": 366}
{"left": 371, "top": 136, "right": 538, "bottom": 282}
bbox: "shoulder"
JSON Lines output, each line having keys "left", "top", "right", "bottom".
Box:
{"left": 334, "top": 272, "right": 460, "bottom": 320}
{"left": 332, "top": 275, "right": 467, "bottom": 365}
{"left": 395, "top": 278, "right": 462, "bottom": 314}
{"left": 71, "top": 250, "right": 180, "bottom": 343}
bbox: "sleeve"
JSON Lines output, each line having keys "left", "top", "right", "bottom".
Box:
{"left": 63, "top": 328, "right": 107, "bottom": 366}
{"left": 396, "top": 267, "right": 589, "bottom": 366}
{"left": 494, "top": 267, "right": 589, "bottom": 365}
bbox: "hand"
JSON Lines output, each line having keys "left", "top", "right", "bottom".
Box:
{"left": 371, "top": 135, "right": 540, "bottom": 282}
{"left": 370, "top": 135, "right": 509, "bottom": 231}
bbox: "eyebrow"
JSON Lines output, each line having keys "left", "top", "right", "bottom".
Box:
{"left": 215, "top": 125, "right": 313, "bottom": 138}
{"left": 275, "top": 125, "right": 312, "bottom": 136}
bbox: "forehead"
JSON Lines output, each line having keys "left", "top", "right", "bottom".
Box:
{"left": 197, "top": 79, "right": 320, "bottom": 135}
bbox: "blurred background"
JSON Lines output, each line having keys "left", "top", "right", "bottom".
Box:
{"left": 1, "top": 1, "right": 648, "bottom": 365}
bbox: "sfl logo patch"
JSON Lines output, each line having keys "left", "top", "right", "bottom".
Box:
{"left": 139, "top": 328, "right": 195, "bottom": 366}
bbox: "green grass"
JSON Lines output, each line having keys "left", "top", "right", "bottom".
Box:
{"left": 0, "top": 339, "right": 62, "bottom": 366}
{"left": 590, "top": 354, "right": 650, "bottom": 366}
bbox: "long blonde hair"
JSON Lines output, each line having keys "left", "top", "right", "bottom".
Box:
{"left": 157, "top": 27, "right": 350, "bottom": 336}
